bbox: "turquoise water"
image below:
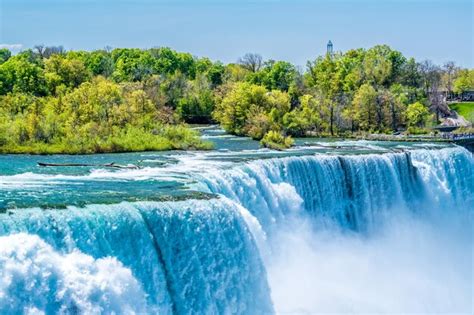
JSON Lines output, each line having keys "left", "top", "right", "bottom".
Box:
{"left": 0, "top": 126, "right": 473, "bottom": 314}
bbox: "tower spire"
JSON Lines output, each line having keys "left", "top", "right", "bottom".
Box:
{"left": 327, "top": 40, "right": 334, "bottom": 56}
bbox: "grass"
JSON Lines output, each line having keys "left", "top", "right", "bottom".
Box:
{"left": 449, "top": 102, "right": 474, "bottom": 124}
{"left": 0, "top": 125, "right": 214, "bottom": 154}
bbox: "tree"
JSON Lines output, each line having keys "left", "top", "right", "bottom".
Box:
{"left": 35, "top": 45, "right": 66, "bottom": 59}
{"left": 0, "top": 54, "right": 48, "bottom": 96}
{"left": 86, "top": 50, "right": 114, "bottom": 77}
{"left": 112, "top": 49, "right": 153, "bottom": 82}
{"left": 418, "top": 60, "right": 440, "bottom": 95}
{"left": 363, "top": 45, "right": 392, "bottom": 87}
{"left": 351, "top": 83, "right": 378, "bottom": 131}
{"left": 453, "top": 69, "right": 474, "bottom": 94}
{"left": 223, "top": 64, "right": 251, "bottom": 83}
{"left": 400, "top": 58, "right": 422, "bottom": 89}
{"left": 34, "top": 44, "right": 46, "bottom": 58}
{"left": 306, "top": 54, "right": 340, "bottom": 135}
{"left": 405, "top": 102, "right": 429, "bottom": 128}
{"left": 238, "top": 53, "right": 263, "bottom": 72}
{"left": 418, "top": 60, "right": 448, "bottom": 122}
{"left": 283, "top": 95, "right": 322, "bottom": 136}
{"left": 260, "top": 61, "right": 297, "bottom": 92}
{"left": 442, "top": 61, "right": 458, "bottom": 96}
{"left": 0, "top": 49, "right": 11, "bottom": 64}
{"left": 213, "top": 82, "right": 268, "bottom": 134}
{"left": 149, "top": 47, "right": 179, "bottom": 75}
{"left": 177, "top": 75, "right": 215, "bottom": 123}
{"left": 44, "top": 54, "right": 91, "bottom": 93}
{"left": 213, "top": 82, "right": 291, "bottom": 137}
{"left": 206, "top": 62, "right": 225, "bottom": 87}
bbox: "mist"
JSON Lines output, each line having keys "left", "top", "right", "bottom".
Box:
{"left": 266, "top": 211, "right": 472, "bottom": 314}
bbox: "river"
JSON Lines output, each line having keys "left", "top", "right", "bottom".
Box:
{"left": 0, "top": 126, "right": 472, "bottom": 314}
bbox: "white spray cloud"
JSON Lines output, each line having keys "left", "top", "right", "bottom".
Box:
{"left": 0, "top": 233, "right": 150, "bottom": 314}
{"left": 266, "top": 211, "right": 473, "bottom": 314}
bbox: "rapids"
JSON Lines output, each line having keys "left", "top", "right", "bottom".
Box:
{"left": 0, "top": 130, "right": 472, "bottom": 314}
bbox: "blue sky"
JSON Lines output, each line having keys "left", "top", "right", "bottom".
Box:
{"left": 1, "top": 0, "right": 472, "bottom": 67}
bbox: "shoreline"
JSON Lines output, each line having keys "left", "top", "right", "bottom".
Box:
{"left": 0, "top": 133, "right": 463, "bottom": 155}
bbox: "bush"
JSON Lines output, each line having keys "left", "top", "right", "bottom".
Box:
{"left": 260, "top": 130, "right": 294, "bottom": 150}
{"left": 406, "top": 126, "right": 429, "bottom": 135}
{"left": 452, "top": 126, "right": 474, "bottom": 135}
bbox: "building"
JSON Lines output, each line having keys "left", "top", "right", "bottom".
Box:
{"left": 327, "top": 40, "right": 333, "bottom": 56}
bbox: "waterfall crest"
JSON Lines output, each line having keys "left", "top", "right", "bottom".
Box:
{"left": 199, "top": 147, "right": 473, "bottom": 231}
{"left": 0, "top": 146, "right": 472, "bottom": 313}
{"left": 0, "top": 199, "right": 273, "bottom": 314}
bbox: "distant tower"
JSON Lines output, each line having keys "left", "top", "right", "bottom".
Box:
{"left": 327, "top": 40, "right": 334, "bottom": 56}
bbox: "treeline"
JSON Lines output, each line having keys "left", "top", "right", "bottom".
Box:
{"left": 0, "top": 45, "right": 473, "bottom": 152}
{"left": 0, "top": 47, "right": 218, "bottom": 153}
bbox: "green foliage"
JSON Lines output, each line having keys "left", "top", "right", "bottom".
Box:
{"left": 177, "top": 75, "right": 216, "bottom": 123}
{"left": 213, "top": 82, "right": 291, "bottom": 137}
{"left": 213, "top": 82, "right": 267, "bottom": 135}
{"left": 0, "top": 54, "right": 47, "bottom": 95}
{"left": 449, "top": 102, "right": 474, "bottom": 124}
{"left": 85, "top": 50, "right": 114, "bottom": 77}
{"left": 363, "top": 45, "right": 395, "bottom": 87}
{"left": 0, "top": 77, "right": 211, "bottom": 154}
{"left": 0, "top": 49, "right": 11, "bottom": 64}
{"left": 260, "top": 130, "right": 294, "bottom": 150}
{"left": 44, "top": 54, "right": 91, "bottom": 94}
{"left": 351, "top": 83, "right": 378, "bottom": 130}
{"left": 258, "top": 61, "right": 297, "bottom": 92}
{"left": 406, "top": 126, "right": 429, "bottom": 135}
{"left": 406, "top": 102, "right": 430, "bottom": 127}
{"left": 453, "top": 69, "right": 474, "bottom": 94}
{"left": 283, "top": 95, "right": 322, "bottom": 136}
{"left": 0, "top": 44, "right": 469, "bottom": 154}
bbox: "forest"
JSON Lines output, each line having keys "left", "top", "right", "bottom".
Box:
{"left": 0, "top": 45, "right": 473, "bottom": 152}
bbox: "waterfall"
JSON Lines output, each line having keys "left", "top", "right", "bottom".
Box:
{"left": 0, "top": 199, "right": 273, "bottom": 314}
{"left": 198, "top": 147, "right": 473, "bottom": 231}
{"left": 0, "top": 146, "right": 472, "bottom": 314}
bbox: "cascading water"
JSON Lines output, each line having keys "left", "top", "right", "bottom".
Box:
{"left": 197, "top": 146, "right": 473, "bottom": 313}
{"left": 198, "top": 146, "right": 473, "bottom": 230}
{"left": 0, "top": 199, "right": 273, "bottom": 314}
{"left": 0, "top": 145, "right": 472, "bottom": 314}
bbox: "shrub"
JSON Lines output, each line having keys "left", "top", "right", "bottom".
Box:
{"left": 406, "top": 126, "right": 429, "bottom": 135}
{"left": 260, "top": 130, "right": 294, "bottom": 150}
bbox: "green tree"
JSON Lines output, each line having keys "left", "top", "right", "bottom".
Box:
{"left": 351, "top": 83, "right": 378, "bottom": 131}
{"left": 112, "top": 49, "right": 154, "bottom": 82}
{"left": 306, "top": 54, "right": 340, "bottom": 135}
{"left": 44, "top": 54, "right": 91, "bottom": 93}
{"left": 213, "top": 82, "right": 268, "bottom": 134}
{"left": 86, "top": 50, "right": 114, "bottom": 77}
{"left": 254, "top": 60, "right": 297, "bottom": 92}
{"left": 363, "top": 46, "right": 392, "bottom": 87}
{"left": 405, "top": 102, "right": 429, "bottom": 127}
{"left": 177, "top": 75, "right": 216, "bottom": 123}
{"left": 0, "top": 49, "right": 11, "bottom": 64}
{"left": 453, "top": 69, "right": 474, "bottom": 94}
{"left": 0, "top": 54, "right": 47, "bottom": 96}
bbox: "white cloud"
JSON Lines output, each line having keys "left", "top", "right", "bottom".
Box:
{"left": 0, "top": 44, "right": 23, "bottom": 51}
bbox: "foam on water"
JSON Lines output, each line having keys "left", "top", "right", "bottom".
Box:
{"left": 0, "top": 199, "right": 273, "bottom": 314}
{"left": 0, "top": 233, "right": 149, "bottom": 315}
{"left": 196, "top": 146, "right": 473, "bottom": 313}
{"left": 0, "top": 146, "right": 472, "bottom": 314}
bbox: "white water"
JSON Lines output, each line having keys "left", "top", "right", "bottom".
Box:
{"left": 0, "top": 146, "right": 472, "bottom": 314}
{"left": 0, "top": 233, "right": 149, "bottom": 315}
{"left": 198, "top": 147, "right": 473, "bottom": 313}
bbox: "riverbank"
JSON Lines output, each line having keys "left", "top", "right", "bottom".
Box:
{"left": 0, "top": 125, "right": 213, "bottom": 155}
